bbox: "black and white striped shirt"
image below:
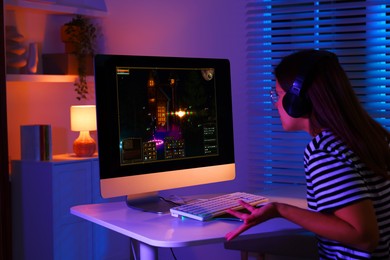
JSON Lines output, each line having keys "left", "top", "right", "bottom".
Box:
{"left": 304, "top": 130, "right": 390, "bottom": 259}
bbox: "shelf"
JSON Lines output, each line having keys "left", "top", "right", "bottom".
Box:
{"left": 53, "top": 153, "right": 98, "bottom": 161}
{"left": 5, "top": 0, "right": 107, "bottom": 17}
{"left": 6, "top": 74, "right": 94, "bottom": 83}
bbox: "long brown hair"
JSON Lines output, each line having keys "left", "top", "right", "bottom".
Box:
{"left": 275, "top": 49, "right": 390, "bottom": 179}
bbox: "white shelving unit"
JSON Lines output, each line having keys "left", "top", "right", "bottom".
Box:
{"left": 11, "top": 155, "right": 130, "bottom": 260}
{"left": 4, "top": 0, "right": 107, "bottom": 257}
{"left": 5, "top": 0, "right": 105, "bottom": 83}
{"left": 5, "top": 0, "right": 107, "bottom": 17}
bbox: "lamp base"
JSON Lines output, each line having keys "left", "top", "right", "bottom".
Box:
{"left": 73, "top": 131, "right": 96, "bottom": 157}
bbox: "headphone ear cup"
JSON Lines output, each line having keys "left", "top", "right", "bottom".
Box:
{"left": 282, "top": 91, "right": 311, "bottom": 118}
{"left": 280, "top": 50, "right": 335, "bottom": 118}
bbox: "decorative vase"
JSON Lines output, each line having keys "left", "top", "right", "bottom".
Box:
{"left": 60, "top": 25, "right": 80, "bottom": 54}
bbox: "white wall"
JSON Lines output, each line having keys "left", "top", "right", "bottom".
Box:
{"left": 101, "top": 0, "right": 248, "bottom": 194}
{"left": 7, "top": 0, "right": 249, "bottom": 192}
{"left": 100, "top": 1, "right": 249, "bottom": 259}
{"left": 7, "top": 1, "right": 250, "bottom": 259}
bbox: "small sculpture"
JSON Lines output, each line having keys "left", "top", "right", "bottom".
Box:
{"left": 6, "top": 26, "right": 39, "bottom": 74}
{"left": 6, "top": 26, "right": 27, "bottom": 74}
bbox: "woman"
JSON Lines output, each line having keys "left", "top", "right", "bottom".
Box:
{"left": 225, "top": 49, "right": 390, "bottom": 259}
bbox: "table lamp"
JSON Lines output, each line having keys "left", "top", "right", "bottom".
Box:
{"left": 70, "top": 105, "right": 97, "bottom": 157}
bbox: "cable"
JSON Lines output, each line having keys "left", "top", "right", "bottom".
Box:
{"left": 130, "top": 239, "right": 138, "bottom": 260}
{"left": 170, "top": 248, "right": 178, "bottom": 260}
{"left": 159, "top": 196, "right": 182, "bottom": 206}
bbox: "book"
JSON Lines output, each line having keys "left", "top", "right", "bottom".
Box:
{"left": 21, "top": 125, "right": 52, "bottom": 161}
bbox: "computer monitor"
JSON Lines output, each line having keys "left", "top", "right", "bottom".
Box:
{"left": 94, "top": 54, "right": 235, "bottom": 213}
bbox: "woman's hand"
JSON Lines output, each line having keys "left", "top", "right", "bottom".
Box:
{"left": 225, "top": 199, "right": 379, "bottom": 252}
{"left": 225, "top": 200, "right": 280, "bottom": 241}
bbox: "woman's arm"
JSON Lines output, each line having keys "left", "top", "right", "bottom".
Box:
{"left": 225, "top": 199, "right": 379, "bottom": 252}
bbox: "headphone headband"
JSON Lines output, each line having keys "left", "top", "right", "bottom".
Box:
{"left": 282, "top": 50, "right": 335, "bottom": 118}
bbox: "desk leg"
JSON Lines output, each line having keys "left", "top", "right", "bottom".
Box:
{"left": 130, "top": 238, "right": 158, "bottom": 260}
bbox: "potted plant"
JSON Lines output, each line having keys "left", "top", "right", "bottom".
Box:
{"left": 61, "top": 15, "right": 98, "bottom": 100}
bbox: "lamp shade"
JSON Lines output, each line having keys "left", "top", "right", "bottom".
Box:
{"left": 70, "top": 105, "right": 97, "bottom": 131}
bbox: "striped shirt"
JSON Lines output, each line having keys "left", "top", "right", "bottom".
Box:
{"left": 304, "top": 130, "right": 390, "bottom": 259}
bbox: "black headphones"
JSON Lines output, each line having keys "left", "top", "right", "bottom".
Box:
{"left": 282, "top": 50, "right": 336, "bottom": 118}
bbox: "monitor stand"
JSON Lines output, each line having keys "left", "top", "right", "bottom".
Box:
{"left": 126, "top": 193, "right": 177, "bottom": 214}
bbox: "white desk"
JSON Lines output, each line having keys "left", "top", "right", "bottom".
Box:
{"left": 71, "top": 193, "right": 311, "bottom": 259}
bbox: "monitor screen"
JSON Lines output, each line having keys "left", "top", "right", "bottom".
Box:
{"left": 94, "top": 54, "right": 235, "bottom": 212}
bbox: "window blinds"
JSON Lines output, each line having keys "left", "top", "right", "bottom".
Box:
{"left": 245, "top": 0, "right": 390, "bottom": 190}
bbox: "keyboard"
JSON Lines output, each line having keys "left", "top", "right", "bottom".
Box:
{"left": 169, "top": 192, "right": 268, "bottom": 221}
